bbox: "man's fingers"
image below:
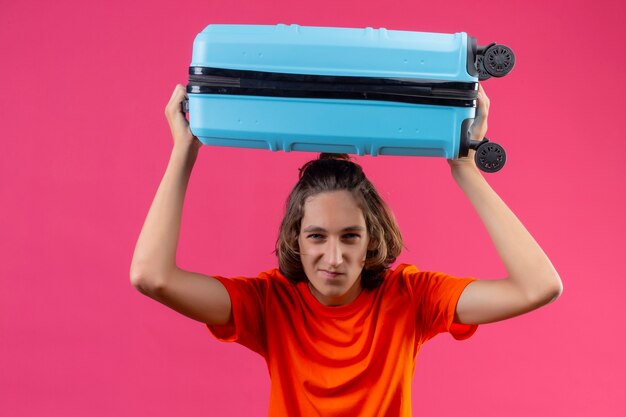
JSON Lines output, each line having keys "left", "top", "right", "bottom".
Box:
{"left": 469, "top": 84, "right": 490, "bottom": 140}
{"left": 474, "top": 84, "right": 490, "bottom": 122}
{"left": 168, "top": 84, "right": 185, "bottom": 105}
{"left": 476, "top": 83, "right": 490, "bottom": 116}
{"left": 165, "top": 84, "right": 187, "bottom": 117}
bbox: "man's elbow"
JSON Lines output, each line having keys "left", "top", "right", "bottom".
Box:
{"left": 130, "top": 268, "right": 167, "bottom": 296}
{"left": 535, "top": 274, "right": 564, "bottom": 306}
{"left": 548, "top": 281, "right": 563, "bottom": 303}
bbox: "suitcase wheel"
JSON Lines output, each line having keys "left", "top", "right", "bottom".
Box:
{"left": 474, "top": 139, "right": 507, "bottom": 173}
{"left": 476, "top": 55, "right": 491, "bottom": 81}
{"left": 482, "top": 44, "right": 516, "bottom": 78}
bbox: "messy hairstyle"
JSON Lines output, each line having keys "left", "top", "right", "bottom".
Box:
{"left": 275, "top": 153, "right": 403, "bottom": 289}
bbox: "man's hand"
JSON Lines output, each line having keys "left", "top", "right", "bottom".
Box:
{"left": 165, "top": 84, "right": 202, "bottom": 151}
{"left": 448, "top": 83, "right": 490, "bottom": 171}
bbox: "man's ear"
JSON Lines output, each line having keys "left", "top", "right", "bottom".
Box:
{"left": 367, "top": 238, "right": 378, "bottom": 252}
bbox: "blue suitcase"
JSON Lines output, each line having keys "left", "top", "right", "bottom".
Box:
{"left": 184, "top": 24, "right": 515, "bottom": 172}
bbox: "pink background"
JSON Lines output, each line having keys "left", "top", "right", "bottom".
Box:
{"left": 1, "top": 0, "right": 624, "bottom": 415}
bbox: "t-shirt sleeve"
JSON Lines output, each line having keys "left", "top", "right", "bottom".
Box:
{"left": 405, "top": 266, "right": 478, "bottom": 343}
{"left": 205, "top": 275, "right": 268, "bottom": 357}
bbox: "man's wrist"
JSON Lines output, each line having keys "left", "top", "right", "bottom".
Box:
{"left": 170, "top": 143, "right": 199, "bottom": 171}
{"left": 451, "top": 160, "right": 482, "bottom": 183}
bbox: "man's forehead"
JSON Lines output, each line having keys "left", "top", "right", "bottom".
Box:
{"left": 301, "top": 225, "right": 365, "bottom": 233}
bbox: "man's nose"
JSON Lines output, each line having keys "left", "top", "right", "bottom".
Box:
{"left": 325, "top": 239, "right": 343, "bottom": 267}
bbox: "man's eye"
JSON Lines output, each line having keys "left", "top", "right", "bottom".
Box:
{"left": 342, "top": 234, "right": 360, "bottom": 240}
{"left": 307, "top": 234, "right": 324, "bottom": 240}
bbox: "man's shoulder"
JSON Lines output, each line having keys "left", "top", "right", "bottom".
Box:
{"left": 257, "top": 268, "right": 302, "bottom": 295}
{"left": 259, "top": 267, "right": 290, "bottom": 282}
{"left": 385, "top": 263, "right": 420, "bottom": 280}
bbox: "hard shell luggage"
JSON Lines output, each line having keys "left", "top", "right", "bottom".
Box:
{"left": 184, "top": 24, "right": 515, "bottom": 172}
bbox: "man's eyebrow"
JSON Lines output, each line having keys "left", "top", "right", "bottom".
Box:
{"left": 302, "top": 225, "right": 365, "bottom": 233}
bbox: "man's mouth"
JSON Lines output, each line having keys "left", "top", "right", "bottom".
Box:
{"left": 320, "top": 269, "right": 343, "bottom": 278}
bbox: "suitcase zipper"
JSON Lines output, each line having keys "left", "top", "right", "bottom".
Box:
{"left": 187, "top": 67, "right": 477, "bottom": 107}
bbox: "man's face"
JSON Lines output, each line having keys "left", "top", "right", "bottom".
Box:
{"left": 298, "top": 190, "right": 369, "bottom": 306}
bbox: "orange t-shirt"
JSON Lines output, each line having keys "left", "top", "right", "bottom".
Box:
{"left": 207, "top": 263, "right": 478, "bottom": 417}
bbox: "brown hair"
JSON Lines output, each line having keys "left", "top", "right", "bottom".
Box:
{"left": 275, "top": 153, "right": 403, "bottom": 289}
